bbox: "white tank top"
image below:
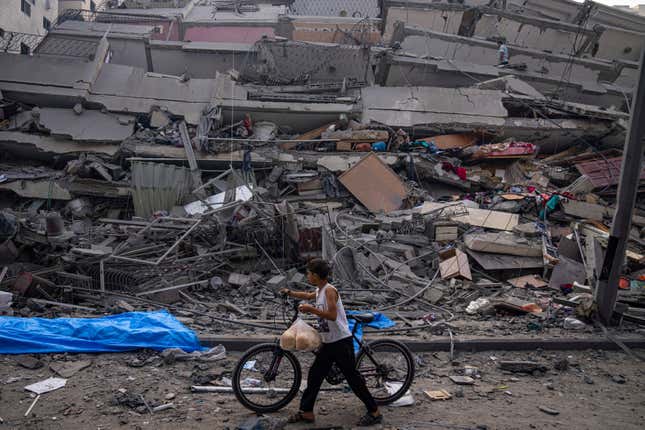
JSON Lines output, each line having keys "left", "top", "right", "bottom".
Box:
{"left": 315, "top": 283, "right": 351, "bottom": 344}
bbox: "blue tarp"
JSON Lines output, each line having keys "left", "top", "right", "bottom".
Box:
{"left": 346, "top": 311, "right": 395, "bottom": 353}
{"left": 0, "top": 310, "right": 204, "bottom": 354}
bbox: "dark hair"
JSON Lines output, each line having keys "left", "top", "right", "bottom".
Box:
{"left": 307, "top": 259, "right": 330, "bottom": 280}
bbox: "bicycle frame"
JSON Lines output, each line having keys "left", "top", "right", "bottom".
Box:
{"left": 263, "top": 296, "right": 384, "bottom": 383}
{"left": 262, "top": 297, "right": 300, "bottom": 383}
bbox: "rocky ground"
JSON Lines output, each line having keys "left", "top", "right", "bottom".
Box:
{"left": 1, "top": 347, "right": 644, "bottom": 430}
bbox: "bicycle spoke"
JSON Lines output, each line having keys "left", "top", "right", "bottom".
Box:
{"left": 237, "top": 349, "right": 297, "bottom": 408}
{"left": 357, "top": 342, "right": 413, "bottom": 402}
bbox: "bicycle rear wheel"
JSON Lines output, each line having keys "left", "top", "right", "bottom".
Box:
{"left": 356, "top": 339, "right": 415, "bottom": 405}
{"left": 232, "top": 343, "right": 302, "bottom": 413}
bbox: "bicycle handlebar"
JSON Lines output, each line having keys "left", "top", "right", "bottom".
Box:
{"left": 279, "top": 292, "right": 301, "bottom": 325}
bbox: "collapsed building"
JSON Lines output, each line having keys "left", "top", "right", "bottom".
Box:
{"left": 0, "top": 0, "right": 644, "bottom": 340}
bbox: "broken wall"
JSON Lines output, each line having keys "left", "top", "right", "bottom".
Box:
{"left": 382, "top": 55, "right": 626, "bottom": 109}
{"left": 504, "top": 0, "right": 644, "bottom": 61}
{"left": 595, "top": 27, "right": 645, "bottom": 63}
{"left": 399, "top": 32, "right": 603, "bottom": 82}
{"left": 183, "top": 26, "right": 276, "bottom": 44}
{"left": 40, "top": 32, "right": 150, "bottom": 71}
{"left": 289, "top": 0, "right": 381, "bottom": 18}
{"left": 286, "top": 17, "right": 382, "bottom": 45}
{"left": 243, "top": 40, "right": 374, "bottom": 84}
{"left": 361, "top": 86, "right": 508, "bottom": 127}
{"left": 386, "top": 2, "right": 644, "bottom": 62}
{"left": 508, "top": 0, "right": 645, "bottom": 33}
{"left": 0, "top": 132, "right": 119, "bottom": 161}
{"left": 383, "top": 6, "right": 464, "bottom": 42}
{"left": 39, "top": 28, "right": 258, "bottom": 78}
{"left": 87, "top": 63, "right": 221, "bottom": 123}
{"left": 0, "top": 38, "right": 109, "bottom": 106}
{"left": 149, "top": 42, "right": 257, "bottom": 78}
{"left": 473, "top": 13, "right": 592, "bottom": 56}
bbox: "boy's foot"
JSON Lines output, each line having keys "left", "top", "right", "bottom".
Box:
{"left": 357, "top": 412, "right": 383, "bottom": 426}
{"left": 287, "top": 411, "right": 315, "bottom": 424}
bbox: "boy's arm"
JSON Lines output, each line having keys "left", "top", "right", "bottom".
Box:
{"left": 302, "top": 288, "right": 338, "bottom": 321}
{"left": 281, "top": 289, "right": 316, "bottom": 300}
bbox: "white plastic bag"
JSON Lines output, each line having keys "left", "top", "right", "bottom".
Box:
{"left": 563, "top": 317, "right": 586, "bottom": 330}
{"left": 280, "top": 318, "right": 321, "bottom": 352}
{"left": 466, "top": 298, "right": 490, "bottom": 315}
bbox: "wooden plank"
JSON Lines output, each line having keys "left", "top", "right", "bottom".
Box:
{"left": 456, "top": 208, "right": 519, "bottom": 231}
{"left": 294, "top": 123, "right": 335, "bottom": 141}
{"left": 338, "top": 153, "right": 407, "bottom": 213}
{"left": 439, "top": 249, "right": 472, "bottom": 280}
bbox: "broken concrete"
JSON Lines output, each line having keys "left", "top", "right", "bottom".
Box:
{"left": 464, "top": 232, "right": 542, "bottom": 257}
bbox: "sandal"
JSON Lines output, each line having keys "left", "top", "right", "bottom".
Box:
{"left": 357, "top": 412, "right": 383, "bottom": 427}
{"left": 288, "top": 411, "right": 315, "bottom": 424}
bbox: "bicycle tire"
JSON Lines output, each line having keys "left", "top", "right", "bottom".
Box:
{"left": 232, "top": 343, "right": 302, "bottom": 413}
{"left": 356, "top": 339, "right": 415, "bottom": 405}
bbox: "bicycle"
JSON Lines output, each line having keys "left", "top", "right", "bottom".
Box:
{"left": 231, "top": 294, "right": 415, "bottom": 413}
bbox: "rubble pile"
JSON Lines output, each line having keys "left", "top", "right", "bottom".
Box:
{"left": 0, "top": 0, "right": 644, "bottom": 340}
{"left": 1, "top": 96, "right": 644, "bottom": 337}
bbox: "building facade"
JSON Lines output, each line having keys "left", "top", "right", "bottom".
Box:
{"left": 0, "top": 0, "right": 59, "bottom": 36}
{"left": 58, "top": 0, "right": 112, "bottom": 15}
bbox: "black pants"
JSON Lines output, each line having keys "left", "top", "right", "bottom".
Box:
{"left": 300, "top": 336, "right": 378, "bottom": 413}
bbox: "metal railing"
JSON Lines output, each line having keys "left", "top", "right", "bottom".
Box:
{"left": 0, "top": 30, "right": 45, "bottom": 54}
{"left": 56, "top": 8, "right": 170, "bottom": 27}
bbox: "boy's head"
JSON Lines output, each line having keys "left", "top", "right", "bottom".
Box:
{"left": 306, "top": 259, "right": 330, "bottom": 286}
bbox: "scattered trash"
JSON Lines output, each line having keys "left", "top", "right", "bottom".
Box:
{"left": 236, "top": 415, "right": 286, "bottom": 430}
{"left": 386, "top": 382, "right": 415, "bottom": 407}
{"left": 50, "top": 360, "right": 92, "bottom": 378}
{"left": 538, "top": 405, "right": 560, "bottom": 416}
{"left": 563, "top": 317, "right": 586, "bottom": 330}
{"left": 611, "top": 375, "right": 626, "bottom": 384}
{"left": 25, "top": 377, "right": 67, "bottom": 395}
{"left": 498, "top": 361, "right": 548, "bottom": 374}
{"left": 466, "top": 298, "right": 491, "bottom": 315}
{"left": 424, "top": 389, "right": 452, "bottom": 401}
{"left": 449, "top": 375, "right": 475, "bottom": 385}
{"left": 16, "top": 356, "right": 43, "bottom": 370}
{"left": 243, "top": 360, "right": 257, "bottom": 371}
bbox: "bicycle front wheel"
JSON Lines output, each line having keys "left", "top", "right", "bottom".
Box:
{"left": 356, "top": 339, "right": 415, "bottom": 405}
{"left": 232, "top": 343, "right": 302, "bottom": 413}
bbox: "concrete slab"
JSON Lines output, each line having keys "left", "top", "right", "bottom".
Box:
{"left": 34, "top": 108, "right": 135, "bottom": 142}
{"left": 464, "top": 232, "right": 542, "bottom": 257}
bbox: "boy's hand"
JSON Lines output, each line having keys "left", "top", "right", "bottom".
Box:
{"left": 279, "top": 288, "right": 290, "bottom": 297}
{"left": 298, "top": 304, "right": 316, "bottom": 315}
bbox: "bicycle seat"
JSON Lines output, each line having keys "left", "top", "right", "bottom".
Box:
{"left": 350, "top": 313, "right": 375, "bottom": 323}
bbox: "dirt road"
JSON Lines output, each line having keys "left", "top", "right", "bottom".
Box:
{"left": 1, "top": 349, "right": 643, "bottom": 430}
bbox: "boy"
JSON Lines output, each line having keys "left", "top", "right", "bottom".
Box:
{"left": 280, "top": 259, "right": 383, "bottom": 426}
{"left": 497, "top": 39, "right": 509, "bottom": 65}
